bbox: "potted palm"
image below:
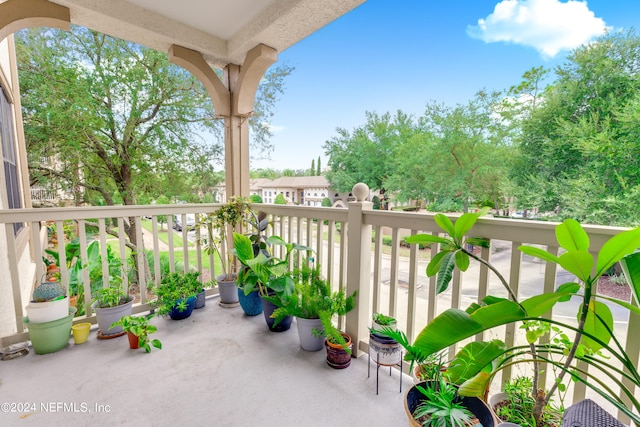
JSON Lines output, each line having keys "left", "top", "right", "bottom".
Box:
{"left": 382, "top": 208, "right": 640, "bottom": 427}
{"left": 271, "top": 264, "right": 357, "bottom": 351}
{"left": 154, "top": 272, "right": 200, "bottom": 320}
{"left": 197, "top": 197, "right": 251, "bottom": 306}
{"left": 233, "top": 232, "right": 312, "bottom": 332}
{"left": 111, "top": 314, "right": 162, "bottom": 353}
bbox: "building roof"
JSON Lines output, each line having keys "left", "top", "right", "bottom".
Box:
{"left": 264, "top": 176, "right": 330, "bottom": 188}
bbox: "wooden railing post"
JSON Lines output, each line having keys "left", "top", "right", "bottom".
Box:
{"left": 345, "top": 183, "right": 372, "bottom": 357}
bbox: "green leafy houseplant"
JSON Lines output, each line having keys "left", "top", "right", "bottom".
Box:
{"left": 493, "top": 377, "right": 562, "bottom": 427}
{"left": 197, "top": 196, "right": 251, "bottom": 281}
{"left": 154, "top": 271, "right": 200, "bottom": 316}
{"left": 412, "top": 377, "right": 475, "bottom": 427}
{"left": 233, "top": 232, "right": 311, "bottom": 306}
{"left": 271, "top": 265, "right": 357, "bottom": 351}
{"left": 111, "top": 314, "right": 162, "bottom": 353}
{"left": 372, "top": 312, "right": 397, "bottom": 326}
{"left": 396, "top": 209, "right": 640, "bottom": 426}
{"left": 91, "top": 274, "right": 130, "bottom": 308}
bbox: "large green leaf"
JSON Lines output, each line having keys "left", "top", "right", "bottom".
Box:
{"left": 556, "top": 218, "right": 590, "bottom": 252}
{"left": 233, "top": 232, "right": 254, "bottom": 262}
{"left": 582, "top": 300, "right": 613, "bottom": 352}
{"left": 436, "top": 251, "right": 457, "bottom": 294}
{"left": 406, "top": 233, "right": 450, "bottom": 246}
{"left": 412, "top": 301, "right": 525, "bottom": 356}
{"left": 434, "top": 213, "right": 455, "bottom": 237}
{"left": 620, "top": 251, "right": 640, "bottom": 306}
{"left": 557, "top": 251, "right": 593, "bottom": 284}
{"left": 458, "top": 371, "right": 492, "bottom": 397}
{"left": 453, "top": 212, "right": 481, "bottom": 242}
{"left": 520, "top": 288, "right": 577, "bottom": 317}
{"left": 519, "top": 245, "right": 560, "bottom": 264}
{"left": 598, "top": 228, "right": 640, "bottom": 279}
{"left": 427, "top": 250, "right": 448, "bottom": 277}
{"left": 446, "top": 340, "right": 505, "bottom": 385}
{"left": 455, "top": 250, "right": 470, "bottom": 272}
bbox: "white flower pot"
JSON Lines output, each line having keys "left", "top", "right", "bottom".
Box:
{"left": 25, "top": 296, "right": 69, "bottom": 323}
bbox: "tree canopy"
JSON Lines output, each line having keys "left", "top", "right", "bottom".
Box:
{"left": 323, "top": 30, "right": 640, "bottom": 225}
{"left": 18, "top": 26, "right": 292, "bottom": 207}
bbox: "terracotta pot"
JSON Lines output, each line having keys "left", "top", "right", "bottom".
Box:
{"left": 127, "top": 332, "right": 139, "bottom": 349}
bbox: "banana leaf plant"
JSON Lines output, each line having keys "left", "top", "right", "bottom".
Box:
{"left": 384, "top": 209, "right": 640, "bottom": 427}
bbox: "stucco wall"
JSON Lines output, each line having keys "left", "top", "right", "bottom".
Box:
{"left": 0, "top": 35, "right": 36, "bottom": 341}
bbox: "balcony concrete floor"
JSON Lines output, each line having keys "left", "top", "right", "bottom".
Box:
{"left": 0, "top": 296, "right": 409, "bottom": 427}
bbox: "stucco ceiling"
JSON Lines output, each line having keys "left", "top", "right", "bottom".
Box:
{"left": 48, "top": 0, "right": 366, "bottom": 67}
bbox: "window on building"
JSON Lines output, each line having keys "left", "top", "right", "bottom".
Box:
{"left": 0, "top": 87, "right": 23, "bottom": 235}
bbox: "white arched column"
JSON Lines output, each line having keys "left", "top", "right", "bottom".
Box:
{"left": 169, "top": 44, "right": 277, "bottom": 198}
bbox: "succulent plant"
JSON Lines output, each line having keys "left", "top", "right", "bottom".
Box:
{"left": 33, "top": 281, "right": 66, "bottom": 302}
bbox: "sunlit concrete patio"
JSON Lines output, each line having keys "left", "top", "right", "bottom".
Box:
{"left": 0, "top": 293, "right": 409, "bottom": 427}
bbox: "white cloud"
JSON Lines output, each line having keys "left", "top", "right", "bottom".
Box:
{"left": 467, "top": 0, "right": 609, "bottom": 58}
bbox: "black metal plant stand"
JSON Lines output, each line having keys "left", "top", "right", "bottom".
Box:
{"left": 367, "top": 348, "right": 403, "bottom": 395}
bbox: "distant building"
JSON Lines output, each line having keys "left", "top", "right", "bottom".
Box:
{"left": 215, "top": 176, "right": 358, "bottom": 207}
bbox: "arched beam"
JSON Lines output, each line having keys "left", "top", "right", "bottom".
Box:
{"left": 0, "top": 0, "right": 70, "bottom": 42}
{"left": 234, "top": 44, "right": 277, "bottom": 116}
{"left": 168, "top": 44, "right": 230, "bottom": 117}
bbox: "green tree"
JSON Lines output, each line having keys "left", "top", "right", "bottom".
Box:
{"left": 250, "top": 194, "right": 263, "bottom": 203}
{"left": 316, "top": 156, "right": 321, "bottom": 175}
{"left": 274, "top": 193, "right": 287, "bottom": 204}
{"left": 324, "top": 111, "right": 411, "bottom": 193}
{"left": 310, "top": 158, "right": 315, "bottom": 176}
{"left": 388, "top": 91, "right": 510, "bottom": 212}
{"left": 516, "top": 29, "right": 640, "bottom": 225}
{"left": 18, "top": 26, "right": 292, "bottom": 249}
{"left": 321, "top": 197, "right": 332, "bottom": 207}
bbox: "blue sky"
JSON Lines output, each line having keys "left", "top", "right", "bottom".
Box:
{"left": 250, "top": 0, "right": 640, "bottom": 171}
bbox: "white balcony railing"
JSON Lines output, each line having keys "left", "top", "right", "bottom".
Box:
{"left": 0, "top": 198, "right": 637, "bottom": 421}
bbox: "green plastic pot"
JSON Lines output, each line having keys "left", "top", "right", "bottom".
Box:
{"left": 23, "top": 307, "right": 77, "bottom": 354}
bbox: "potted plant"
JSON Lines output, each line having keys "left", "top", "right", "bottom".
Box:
{"left": 406, "top": 376, "right": 495, "bottom": 427}
{"left": 25, "top": 279, "right": 68, "bottom": 323}
{"left": 271, "top": 264, "right": 357, "bottom": 351}
{"left": 154, "top": 272, "right": 200, "bottom": 320}
{"left": 91, "top": 276, "right": 134, "bottom": 337}
{"left": 111, "top": 314, "right": 162, "bottom": 353}
{"left": 371, "top": 312, "right": 397, "bottom": 332}
{"left": 369, "top": 313, "right": 402, "bottom": 367}
{"left": 233, "top": 231, "right": 312, "bottom": 332}
{"left": 489, "top": 377, "right": 562, "bottom": 427}
{"left": 198, "top": 196, "right": 251, "bottom": 305}
{"left": 385, "top": 208, "right": 640, "bottom": 427}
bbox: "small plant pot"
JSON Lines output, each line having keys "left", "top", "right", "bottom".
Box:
{"left": 325, "top": 333, "right": 353, "bottom": 369}
{"left": 194, "top": 288, "right": 206, "bottom": 309}
{"left": 168, "top": 296, "right": 196, "bottom": 320}
{"left": 295, "top": 317, "right": 324, "bottom": 351}
{"left": 369, "top": 331, "right": 402, "bottom": 366}
{"left": 217, "top": 274, "right": 239, "bottom": 305}
{"left": 93, "top": 296, "right": 134, "bottom": 336}
{"left": 371, "top": 319, "right": 397, "bottom": 333}
{"left": 71, "top": 322, "right": 91, "bottom": 344}
{"left": 25, "top": 296, "right": 69, "bottom": 323}
{"left": 238, "top": 288, "right": 262, "bottom": 316}
{"left": 260, "top": 294, "right": 292, "bottom": 332}
{"left": 126, "top": 332, "right": 140, "bottom": 349}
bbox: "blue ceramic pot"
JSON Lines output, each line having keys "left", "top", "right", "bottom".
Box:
{"left": 238, "top": 288, "right": 262, "bottom": 316}
{"left": 260, "top": 294, "right": 292, "bottom": 332}
{"left": 168, "top": 296, "right": 196, "bottom": 320}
